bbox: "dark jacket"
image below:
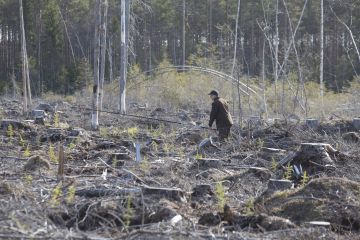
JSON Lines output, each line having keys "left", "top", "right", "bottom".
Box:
{"left": 209, "top": 97, "right": 233, "bottom": 128}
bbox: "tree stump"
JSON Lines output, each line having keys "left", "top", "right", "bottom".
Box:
{"left": 353, "top": 118, "right": 360, "bottom": 131}
{"left": 34, "top": 117, "right": 45, "bottom": 125}
{"left": 273, "top": 118, "right": 282, "bottom": 126}
{"left": 141, "top": 186, "right": 186, "bottom": 202}
{"left": 35, "top": 103, "right": 55, "bottom": 113}
{"left": 305, "top": 119, "right": 319, "bottom": 129}
{"left": 196, "top": 158, "right": 223, "bottom": 169}
{"left": 292, "top": 143, "right": 337, "bottom": 174}
{"left": 342, "top": 132, "right": 360, "bottom": 143}
{"left": 0, "top": 119, "right": 30, "bottom": 130}
{"left": 248, "top": 116, "right": 262, "bottom": 128}
{"left": 111, "top": 153, "right": 131, "bottom": 161}
{"left": 107, "top": 153, "right": 131, "bottom": 168}
{"left": 31, "top": 110, "right": 46, "bottom": 119}
{"left": 267, "top": 179, "right": 293, "bottom": 194}
{"left": 191, "top": 184, "right": 214, "bottom": 198}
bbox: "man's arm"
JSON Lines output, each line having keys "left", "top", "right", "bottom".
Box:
{"left": 209, "top": 101, "right": 219, "bottom": 127}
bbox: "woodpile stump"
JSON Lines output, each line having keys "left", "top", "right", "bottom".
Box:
{"left": 35, "top": 103, "right": 55, "bottom": 113}
{"left": 106, "top": 153, "right": 132, "bottom": 168}
{"left": 196, "top": 158, "right": 223, "bottom": 169}
{"left": 305, "top": 119, "right": 319, "bottom": 129}
{"left": 273, "top": 118, "right": 282, "bottom": 126}
{"left": 353, "top": 118, "right": 360, "bottom": 131}
{"left": 34, "top": 117, "right": 45, "bottom": 125}
{"left": 141, "top": 186, "right": 186, "bottom": 202}
{"left": 291, "top": 143, "right": 337, "bottom": 174}
{"left": 0, "top": 119, "right": 30, "bottom": 130}
{"left": 342, "top": 132, "right": 360, "bottom": 143}
{"left": 191, "top": 184, "right": 214, "bottom": 198}
{"left": 267, "top": 179, "right": 293, "bottom": 194}
{"left": 31, "top": 110, "right": 46, "bottom": 119}
{"left": 248, "top": 116, "right": 262, "bottom": 128}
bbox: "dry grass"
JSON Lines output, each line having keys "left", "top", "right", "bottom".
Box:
{"left": 67, "top": 60, "right": 360, "bottom": 121}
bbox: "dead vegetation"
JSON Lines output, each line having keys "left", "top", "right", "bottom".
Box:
{"left": 0, "top": 97, "right": 360, "bottom": 239}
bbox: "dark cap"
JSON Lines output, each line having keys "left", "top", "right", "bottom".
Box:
{"left": 208, "top": 90, "right": 219, "bottom": 96}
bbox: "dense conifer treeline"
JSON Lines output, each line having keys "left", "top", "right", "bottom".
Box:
{"left": 0, "top": 0, "right": 359, "bottom": 95}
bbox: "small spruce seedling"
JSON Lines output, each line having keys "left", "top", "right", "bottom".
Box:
{"left": 284, "top": 163, "right": 293, "bottom": 180}
{"left": 50, "top": 184, "right": 62, "bottom": 206}
{"left": 127, "top": 127, "right": 138, "bottom": 139}
{"left": 195, "top": 148, "right": 203, "bottom": 160}
{"left": 124, "top": 194, "right": 134, "bottom": 227}
{"left": 66, "top": 185, "right": 76, "bottom": 204}
{"left": 301, "top": 171, "right": 309, "bottom": 186}
{"left": 23, "top": 174, "right": 33, "bottom": 185}
{"left": 7, "top": 124, "right": 14, "bottom": 144}
{"left": 270, "top": 157, "right": 277, "bottom": 172}
{"left": 23, "top": 144, "right": 31, "bottom": 157}
{"left": 244, "top": 198, "right": 255, "bottom": 215}
{"left": 19, "top": 134, "right": 25, "bottom": 148}
{"left": 49, "top": 144, "right": 57, "bottom": 163}
{"left": 54, "top": 112, "right": 60, "bottom": 128}
{"left": 215, "top": 182, "right": 226, "bottom": 211}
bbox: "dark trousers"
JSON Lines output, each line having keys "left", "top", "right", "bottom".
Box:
{"left": 218, "top": 127, "right": 231, "bottom": 141}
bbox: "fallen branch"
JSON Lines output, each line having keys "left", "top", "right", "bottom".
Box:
{"left": 98, "top": 157, "right": 145, "bottom": 184}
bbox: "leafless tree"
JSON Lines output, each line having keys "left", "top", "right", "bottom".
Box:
{"left": 274, "top": 0, "right": 279, "bottom": 115}
{"left": 99, "top": 0, "right": 108, "bottom": 110}
{"left": 330, "top": 6, "right": 360, "bottom": 64}
{"left": 19, "top": 0, "right": 31, "bottom": 113}
{"left": 119, "top": 0, "right": 130, "bottom": 114}
{"left": 92, "top": 0, "right": 101, "bottom": 130}
{"left": 231, "top": 0, "right": 241, "bottom": 123}
{"left": 182, "top": 0, "right": 186, "bottom": 69}
{"left": 320, "top": 0, "right": 324, "bottom": 116}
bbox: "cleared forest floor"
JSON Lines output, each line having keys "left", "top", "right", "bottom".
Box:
{"left": 1, "top": 98, "right": 360, "bottom": 239}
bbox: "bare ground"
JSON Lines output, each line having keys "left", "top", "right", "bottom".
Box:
{"left": 0, "top": 98, "right": 360, "bottom": 239}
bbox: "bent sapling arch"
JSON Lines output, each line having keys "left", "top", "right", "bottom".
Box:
{"left": 126, "top": 65, "right": 261, "bottom": 100}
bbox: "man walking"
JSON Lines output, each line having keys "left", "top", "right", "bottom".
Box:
{"left": 208, "top": 90, "right": 233, "bottom": 141}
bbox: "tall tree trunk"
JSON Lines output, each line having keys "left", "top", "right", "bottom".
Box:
{"left": 108, "top": 37, "right": 113, "bottom": 82}
{"left": 182, "top": 0, "right": 186, "bottom": 69}
{"left": 11, "top": 73, "right": 17, "bottom": 98}
{"left": 92, "top": 0, "right": 101, "bottom": 130}
{"left": 99, "top": 0, "right": 108, "bottom": 110}
{"left": 231, "top": 0, "right": 241, "bottom": 123}
{"left": 320, "top": 0, "right": 324, "bottom": 116}
{"left": 19, "top": 0, "right": 28, "bottom": 113}
{"left": 38, "top": 8, "right": 42, "bottom": 96}
{"left": 25, "top": 51, "right": 32, "bottom": 105}
{"left": 274, "top": 0, "right": 279, "bottom": 115}
{"left": 262, "top": 39, "right": 268, "bottom": 119}
{"left": 208, "top": 0, "right": 213, "bottom": 43}
{"left": 119, "top": 0, "right": 130, "bottom": 113}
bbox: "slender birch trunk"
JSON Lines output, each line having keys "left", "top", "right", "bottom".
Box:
{"left": 274, "top": 0, "right": 279, "bottom": 115}
{"left": 262, "top": 39, "right": 268, "bottom": 119}
{"left": 108, "top": 37, "right": 113, "bottom": 82}
{"left": 99, "top": 0, "right": 108, "bottom": 110}
{"left": 19, "top": 0, "right": 28, "bottom": 113}
{"left": 320, "top": 0, "right": 324, "bottom": 116}
{"left": 182, "top": 0, "right": 186, "bottom": 69}
{"left": 25, "top": 51, "right": 32, "bottom": 105}
{"left": 231, "top": 0, "right": 241, "bottom": 123}
{"left": 119, "top": 0, "right": 130, "bottom": 113}
{"left": 92, "top": 0, "right": 101, "bottom": 130}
